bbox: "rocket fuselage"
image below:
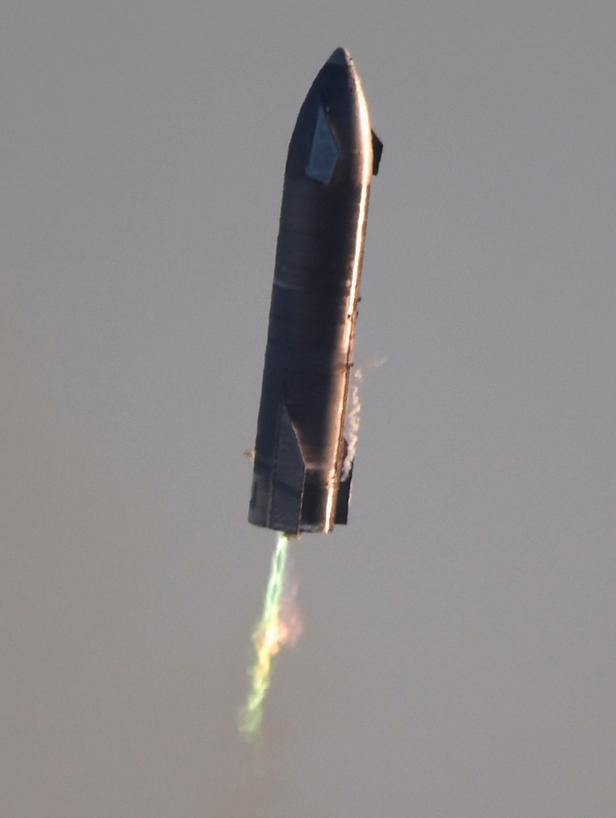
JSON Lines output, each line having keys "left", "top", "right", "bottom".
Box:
{"left": 248, "top": 48, "right": 381, "bottom": 535}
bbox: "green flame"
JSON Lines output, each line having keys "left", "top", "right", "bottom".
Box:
{"left": 238, "top": 532, "right": 290, "bottom": 740}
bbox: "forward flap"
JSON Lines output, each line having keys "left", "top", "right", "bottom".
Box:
{"left": 371, "top": 130, "right": 383, "bottom": 175}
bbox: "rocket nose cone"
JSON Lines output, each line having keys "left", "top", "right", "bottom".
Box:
{"left": 327, "top": 46, "right": 353, "bottom": 66}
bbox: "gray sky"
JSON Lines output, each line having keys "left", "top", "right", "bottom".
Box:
{"left": 2, "top": 2, "right": 615, "bottom": 816}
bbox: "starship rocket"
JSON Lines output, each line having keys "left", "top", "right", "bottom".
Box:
{"left": 248, "top": 47, "right": 382, "bottom": 535}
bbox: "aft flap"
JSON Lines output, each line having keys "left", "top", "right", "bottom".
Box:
{"left": 371, "top": 130, "right": 383, "bottom": 175}
{"left": 269, "top": 402, "right": 306, "bottom": 532}
{"left": 335, "top": 460, "right": 353, "bottom": 525}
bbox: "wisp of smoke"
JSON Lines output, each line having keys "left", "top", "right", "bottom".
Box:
{"left": 238, "top": 532, "right": 301, "bottom": 740}
{"left": 341, "top": 355, "right": 388, "bottom": 480}
{"left": 341, "top": 366, "right": 364, "bottom": 480}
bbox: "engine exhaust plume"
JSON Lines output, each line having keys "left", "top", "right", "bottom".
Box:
{"left": 238, "top": 532, "right": 300, "bottom": 740}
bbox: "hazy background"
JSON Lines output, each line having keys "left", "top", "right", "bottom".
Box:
{"left": 2, "top": 2, "right": 615, "bottom": 816}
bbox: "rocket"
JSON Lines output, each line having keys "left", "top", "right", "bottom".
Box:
{"left": 248, "top": 47, "right": 382, "bottom": 535}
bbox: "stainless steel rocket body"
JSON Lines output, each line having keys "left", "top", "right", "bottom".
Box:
{"left": 248, "top": 48, "right": 382, "bottom": 534}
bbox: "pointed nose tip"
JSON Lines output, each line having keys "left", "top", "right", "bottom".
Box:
{"left": 327, "top": 46, "right": 353, "bottom": 66}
